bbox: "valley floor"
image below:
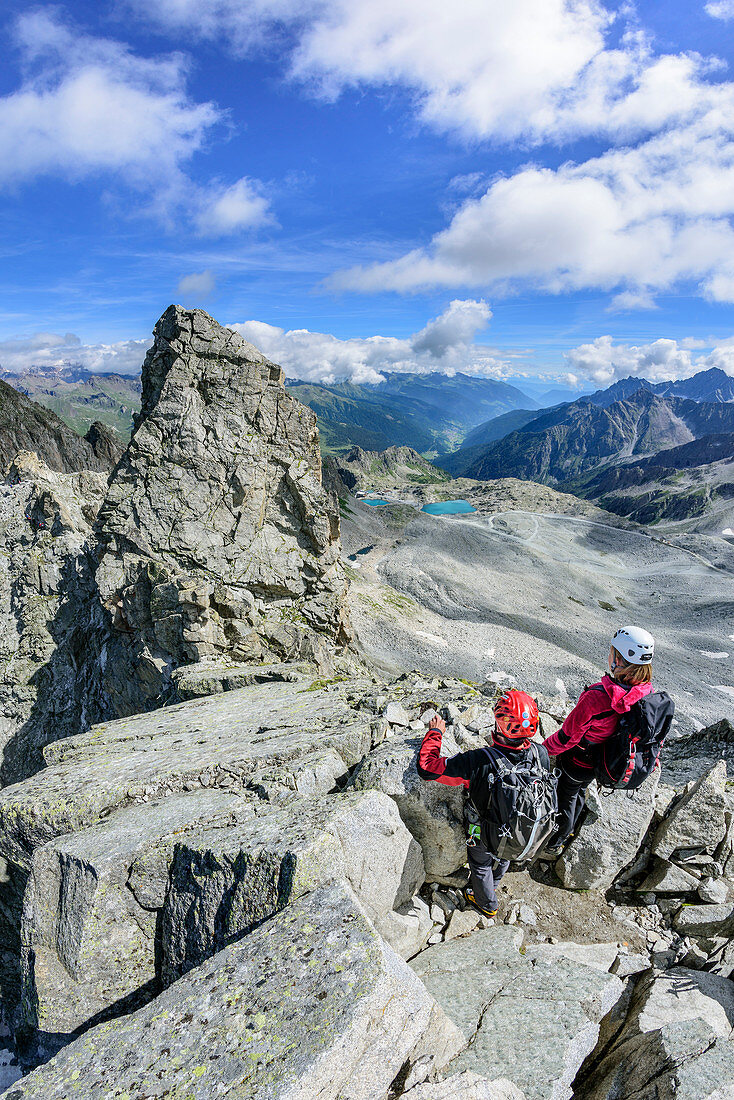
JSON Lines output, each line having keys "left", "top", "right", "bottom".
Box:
{"left": 343, "top": 493, "right": 734, "bottom": 736}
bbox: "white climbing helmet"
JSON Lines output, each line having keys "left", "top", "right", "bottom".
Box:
{"left": 611, "top": 625, "right": 655, "bottom": 666}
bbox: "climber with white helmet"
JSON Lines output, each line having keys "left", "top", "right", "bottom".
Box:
{"left": 542, "top": 625, "right": 660, "bottom": 856}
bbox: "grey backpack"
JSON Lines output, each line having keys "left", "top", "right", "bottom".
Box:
{"left": 469, "top": 744, "right": 559, "bottom": 861}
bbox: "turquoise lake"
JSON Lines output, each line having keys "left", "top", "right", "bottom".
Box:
{"left": 363, "top": 498, "right": 391, "bottom": 506}
{"left": 421, "top": 500, "right": 476, "bottom": 515}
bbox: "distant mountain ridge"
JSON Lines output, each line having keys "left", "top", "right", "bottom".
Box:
{"left": 281, "top": 371, "right": 535, "bottom": 454}
{"left": 585, "top": 367, "right": 734, "bottom": 408}
{"left": 446, "top": 388, "right": 734, "bottom": 483}
{"left": 3, "top": 365, "right": 533, "bottom": 457}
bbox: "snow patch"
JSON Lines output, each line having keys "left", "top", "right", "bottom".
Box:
{"left": 714, "top": 686, "right": 734, "bottom": 697}
{"left": 555, "top": 678, "right": 568, "bottom": 697}
{"left": 700, "top": 651, "right": 730, "bottom": 659}
{"left": 416, "top": 630, "right": 448, "bottom": 648}
{"left": 722, "top": 528, "right": 734, "bottom": 537}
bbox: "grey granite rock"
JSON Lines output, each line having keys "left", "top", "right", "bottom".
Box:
{"left": 556, "top": 771, "right": 660, "bottom": 892}
{"left": 410, "top": 927, "right": 624, "bottom": 1100}
{"left": 90, "top": 306, "right": 350, "bottom": 717}
{"left": 673, "top": 902, "right": 734, "bottom": 938}
{"left": 19, "top": 790, "right": 251, "bottom": 1063}
{"left": 404, "top": 1073, "right": 525, "bottom": 1100}
{"left": 0, "top": 679, "right": 373, "bottom": 868}
{"left": 162, "top": 789, "right": 425, "bottom": 980}
{"left": 576, "top": 967, "right": 734, "bottom": 1100}
{"left": 699, "top": 875, "right": 730, "bottom": 903}
{"left": 0, "top": 454, "right": 108, "bottom": 783}
{"left": 353, "top": 731, "right": 466, "bottom": 881}
{"left": 5, "top": 884, "right": 465, "bottom": 1100}
{"left": 638, "top": 857, "right": 700, "bottom": 895}
{"left": 653, "top": 760, "right": 728, "bottom": 860}
{"left": 626, "top": 966, "right": 734, "bottom": 1038}
{"left": 577, "top": 1018, "right": 734, "bottom": 1100}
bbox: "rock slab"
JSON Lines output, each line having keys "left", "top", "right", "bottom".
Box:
{"left": 6, "top": 884, "right": 464, "bottom": 1100}
{"left": 411, "top": 926, "right": 624, "bottom": 1100}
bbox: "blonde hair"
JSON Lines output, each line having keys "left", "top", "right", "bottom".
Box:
{"left": 612, "top": 646, "right": 653, "bottom": 686}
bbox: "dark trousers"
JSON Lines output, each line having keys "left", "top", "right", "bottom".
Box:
{"left": 550, "top": 757, "right": 593, "bottom": 847}
{"left": 467, "top": 838, "right": 510, "bottom": 910}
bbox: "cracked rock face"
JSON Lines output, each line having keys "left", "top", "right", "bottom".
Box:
{"left": 92, "top": 305, "right": 350, "bottom": 713}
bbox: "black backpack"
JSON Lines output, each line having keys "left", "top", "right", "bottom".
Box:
{"left": 588, "top": 688, "right": 675, "bottom": 790}
{"left": 468, "top": 743, "right": 559, "bottom": 861}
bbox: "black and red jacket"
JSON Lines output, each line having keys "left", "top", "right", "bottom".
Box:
{"left": 417, "top": 726, "right": 535, "bottom": 792}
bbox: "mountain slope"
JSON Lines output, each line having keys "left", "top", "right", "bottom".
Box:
{"left": 446, "top": 390, "right": 734, "bottom": 484}
{"left": 0, "top": 379, "right": 117, "bottom": 473}
{"left": 3, "top": 367, "right": 141, "bottom": 440}
{"left": 574, "top": 432, "right": 734, "bottom": 526}
{"left": 287, "top": 372, "right": 534, "bottom": 455}
{"left": 441, "top": 407, "right": 543, "bottom": 475}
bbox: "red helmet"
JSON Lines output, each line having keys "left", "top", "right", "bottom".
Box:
{"left": 493, "top": 690, "right": 538, "bottom": 741}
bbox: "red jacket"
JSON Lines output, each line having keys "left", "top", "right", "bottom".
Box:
{"left": 417, "top": 726, "right": 530, "bottom": 788}
{"left": 543, "top": 674, "right": 654, "bottom": 763}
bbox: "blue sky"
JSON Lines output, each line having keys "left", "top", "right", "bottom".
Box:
{"left": 2, "top": 0, "right": 734, "bottom": 393}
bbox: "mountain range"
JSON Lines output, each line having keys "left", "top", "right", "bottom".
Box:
{"left": 2, "top": 366, "right": 141, "bottom": 440}
{"left": 2, "top": 365, "right": 534, "bottom": 457}
{"left": 286, "top": 372, "right": 535, "bottom": 454}
{"left": 441, "top": 367, "right": 734, "bottom": 527}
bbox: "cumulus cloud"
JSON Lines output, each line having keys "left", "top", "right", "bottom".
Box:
{"left": 122, "top": 1, "right": 734, "bottom": 299}
{"left": 706, "top": 1, "right": 734, "bottom": 18}
{"left": 194, "top": 178, "right": 273, "bottom": 235}
{"left": 566, "top": 335, "right": 734, "bottom": 386}
{"left": 329, "top": 104, "right": 734, "bottom": 302}
{"left": 230, "top": 299, "right": 502, "bottom": 384}
{"left": 0, "top": 332, "right": 149, "bottom": 375}
{"left": 176, "top": 270, "right": 217, "bottom": 299}
{"left": 130, "top": 1, "right": 727, "bottom": 145}
{"left": 0, "top": 11, "right": 271, "bottom": 234}
{"left": 1, "top": 11, "right": 217, "bottom": 186}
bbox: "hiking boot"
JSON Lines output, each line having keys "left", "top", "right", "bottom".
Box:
{"left": 463, "top": 887, "right": 497, "bottom": 919}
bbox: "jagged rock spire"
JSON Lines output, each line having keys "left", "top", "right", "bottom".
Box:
{"left": 93, "top": 305, "right": 350, "bottom": 711}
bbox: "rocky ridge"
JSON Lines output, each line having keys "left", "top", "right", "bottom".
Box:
{"left": 0, "top": 309, "right": 732, "bottom": 1098}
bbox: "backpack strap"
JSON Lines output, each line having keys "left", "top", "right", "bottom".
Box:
{"left": 482, "top": 745, "right": 510, "bottom": 779}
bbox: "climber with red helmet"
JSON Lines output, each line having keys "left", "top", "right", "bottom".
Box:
{"left": 418, "top": 689, "right": 556, "bottom": 918}
{"left": 543, "top": 626, "right": 657, "bottom": 855}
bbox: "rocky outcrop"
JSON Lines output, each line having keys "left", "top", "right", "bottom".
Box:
{"left": 82, "top": 420, "right": 124, "bottom": 468}
{"left": 556, "top": 770, "right": 661, "bottom": 891}
{"left": 0, "top": 453, "right": 108, "bottom": 783}
{"left": 8, "top": 884, "right": 465, "bottom": 1100}
{"left": 90, "top": 306, "right": 350, "bottom": 717}
{"left": 576, "top": 967, "right": 734, "bottom": 1099}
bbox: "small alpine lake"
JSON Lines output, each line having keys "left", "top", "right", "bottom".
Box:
{"left": 362, "top": 498, "right": 391, "bottom": 506}
{"left": 421, "top": 499, "right": 476, "bottom": 515}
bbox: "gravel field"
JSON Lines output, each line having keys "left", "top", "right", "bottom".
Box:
{"left": 344, "top": 497, "right": 734, "bottom": 735}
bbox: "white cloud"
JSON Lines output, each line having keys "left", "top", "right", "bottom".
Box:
{"left": 706, "top": 1, "right": 734, "bottom": 18}
{"left": 130, "top": 1, "right": 728, "bottom": 145}
{"left": 1, "top": 11, "right": 218, "bottom": 186}
{"left": 607, "top": 290, "right": 659, "bottom": 312}
{"left": 0, "top": 332, "right": 149, "bottom": 375}
{"left": 176, "top": 270, "right": 217, "bottom": 299}
{"left": 0, "top": 11, "right": 272, "bottom": 235}
{"left": 566, "top": 335, "right": 734, "bottom": 386}
{"left": 194, "top": 178, "right": 273, "bottom": 235}
{"left": 329, "top": 104, "right": 734, "bottom": 301}
{"left": 230, "top": 299, "right": 503, "bottom": 384}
